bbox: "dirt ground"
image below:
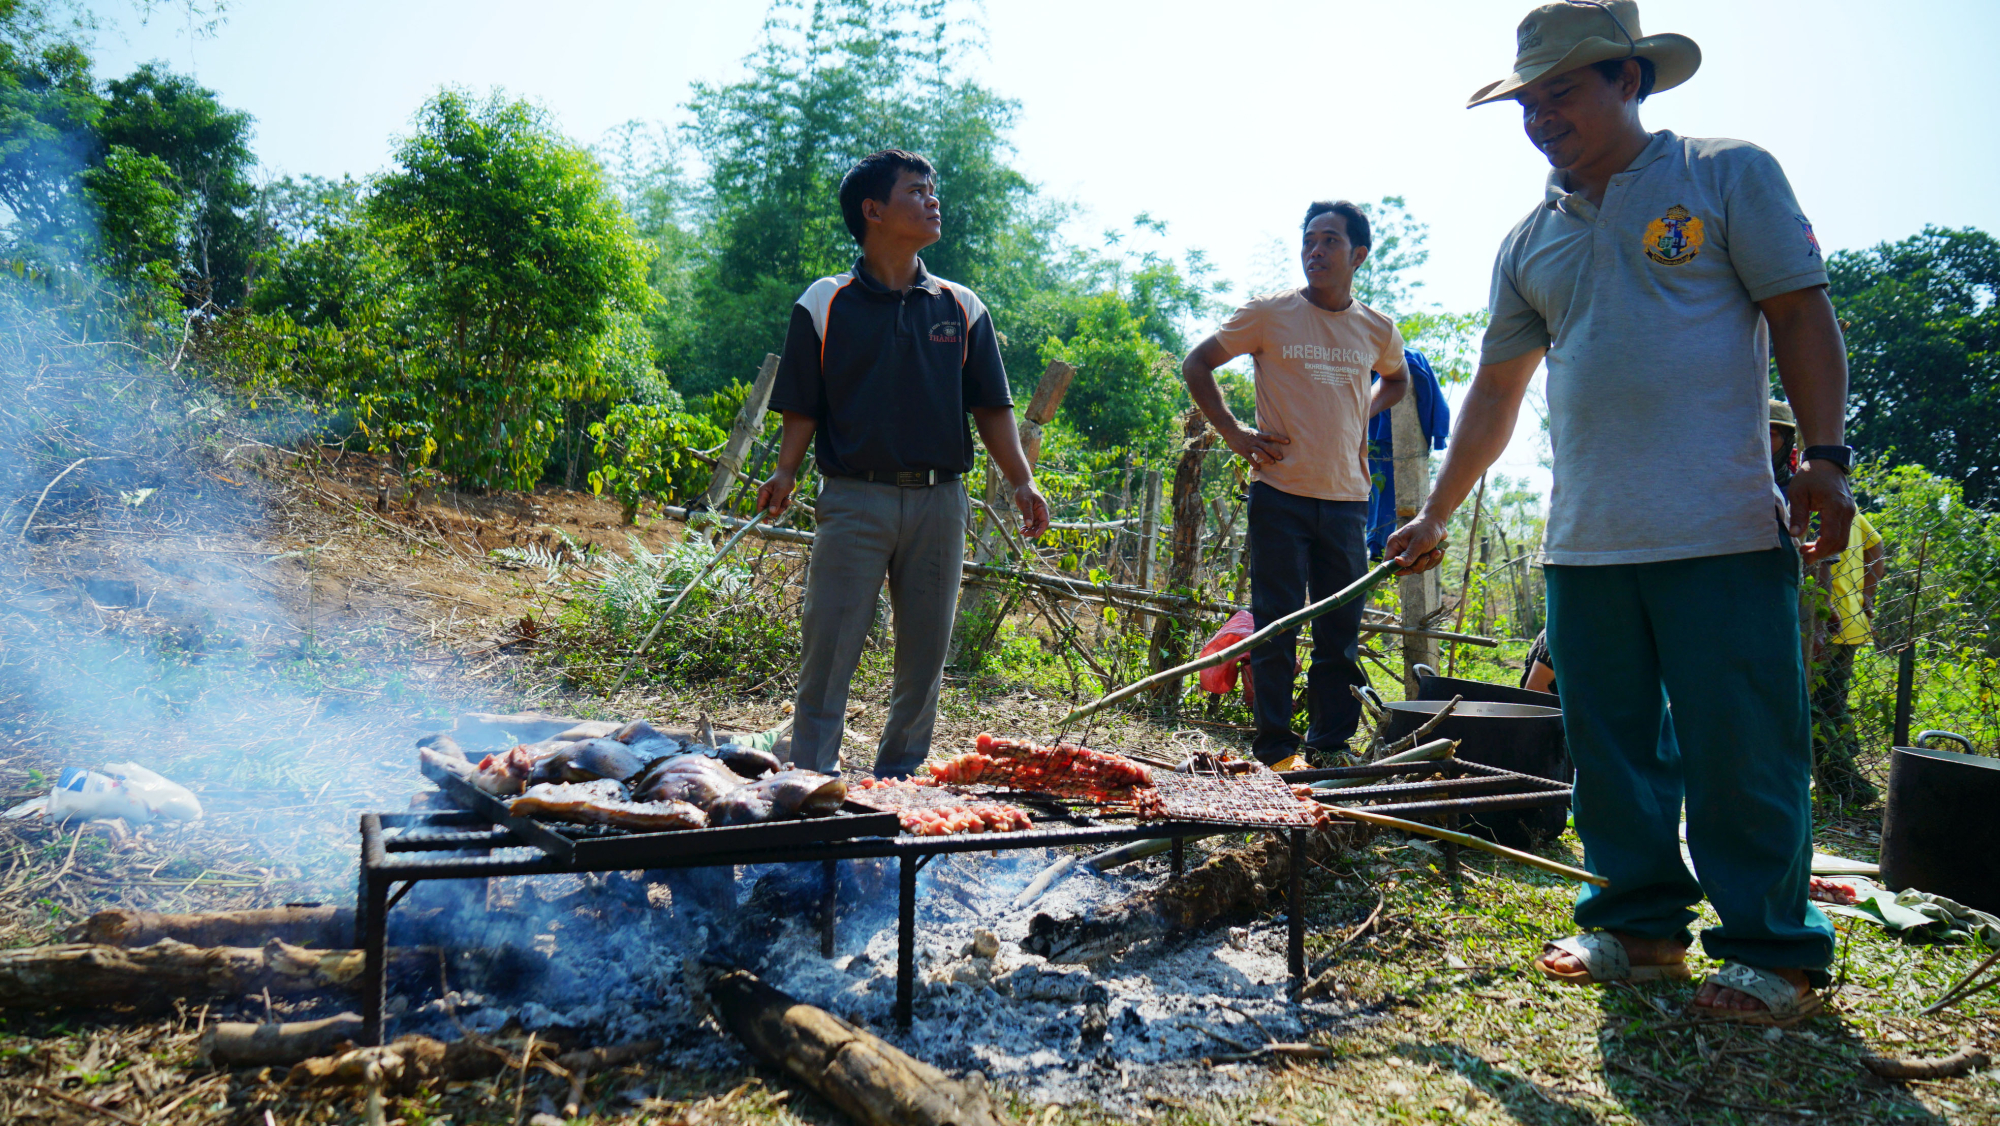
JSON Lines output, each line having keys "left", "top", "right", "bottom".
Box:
{"left": 0, "top": 449, "right": 1995, "bottom": 1125}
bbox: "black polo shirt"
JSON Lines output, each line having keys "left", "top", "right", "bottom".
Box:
{"left": 768, "top": 257, "right": 1012, "bottom": 478}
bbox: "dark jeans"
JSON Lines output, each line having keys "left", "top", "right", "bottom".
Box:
{"left": 1246, "top": 482, "right": 1369, "bottom": 763}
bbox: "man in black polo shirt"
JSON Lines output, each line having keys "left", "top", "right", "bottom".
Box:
{"left": 757, "top": 149, "right": 1050, "bottom": 777}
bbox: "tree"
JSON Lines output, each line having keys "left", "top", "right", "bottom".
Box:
{"left": 364, "top": 89, "right": 655, "bottom": 489}
{"left": 0, "top": 4, "right": 101, "bottom": 265}
{"left": 98, "top": 62, "right": 257, "bottom": 303}
{"left": 681, "top": 0, "right": 1037, "bottom": 396}
{"left": 1830, "top": 226, "right": 2000, "bottom": 502}
{"left": 1040, "top": 291, "right": 1183, "bottom": 455}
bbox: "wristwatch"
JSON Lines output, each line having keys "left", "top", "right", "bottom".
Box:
{"left": 1802, "top": 445, "right": 1854, "bottom": 475}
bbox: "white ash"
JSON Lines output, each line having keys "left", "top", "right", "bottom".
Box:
{"left": 392, "top": 847, "right": 1375, "bottom": 1110}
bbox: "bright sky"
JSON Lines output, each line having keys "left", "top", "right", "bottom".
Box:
{"left": 88, "top": 0, "right": 2000, "bottom": 495}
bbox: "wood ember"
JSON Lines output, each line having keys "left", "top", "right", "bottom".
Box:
{"left": 0, "top": 939, "right": 437, "bottom": 1010}
{"left": 701, "top": 965, "right": 1009, "bottom": 1126}
{"left": 66, "top": 906, "right": 353, "bottom": 949}
{"left": 1025, "top": 829, "right": 1353, "bottom": 964}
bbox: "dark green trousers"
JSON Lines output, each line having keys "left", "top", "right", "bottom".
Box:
{"left": 1546, "top": 544, "right": 1834, "bottom": 974}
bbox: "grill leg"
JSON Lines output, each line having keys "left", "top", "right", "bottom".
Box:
{"left": 1288, "top": 829, "right": 1305, "bottom": 1000}
{"left": 1171, "top": 837, "right": 1185, "bottom": 879}
{"left": 896, "top": 854, "right": 916, "bottom": 1030}
{"left": 360, "top": 870, "right": 390, "bottom": 1046}
{"left": 1445, "top": 812, "right": 1463, "bottom": 903}
{"left": 820, "top": 859, "right": 838, "bottom": 958}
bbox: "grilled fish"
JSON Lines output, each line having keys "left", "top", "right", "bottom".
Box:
{"left": 708, "top": 769, "right": 846, "bottom": 826}
{"left": 529, "top": 737, "right": 646, "bottom": 785}
{"left": 471, "top": 745, "right": 543, "bottom": 796}
{"left": 714, "top": 743, "right": 783, "bottom": 778}
{"left": 511, "top": 780, "right": 708, "bottom": 831}
{"left": 631, "top": 753, "right": 751, "bottom": 807}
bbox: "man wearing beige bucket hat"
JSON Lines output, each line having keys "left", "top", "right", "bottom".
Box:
{"left": 1385, "top": 1, "right": 1855, "bottom": 1024}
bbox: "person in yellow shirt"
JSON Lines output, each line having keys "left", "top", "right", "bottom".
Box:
{"left": 1772, "top": 401, "right": 1884, "bottom": 805}
{"left": 1811, "top": 510, "right": 1883, "bottom": 805}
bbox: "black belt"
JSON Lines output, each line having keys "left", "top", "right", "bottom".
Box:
{"left": 836, "top": 469, "right": 961, "bottom": 488}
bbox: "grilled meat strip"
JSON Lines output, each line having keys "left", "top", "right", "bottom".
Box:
{"left": 510, "top": 780, "right": 708, "bottom": 831}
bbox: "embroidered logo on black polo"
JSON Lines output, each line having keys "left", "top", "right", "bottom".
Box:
{"left": 1643, "top": 204, "right": 1705, "bottom": 266}
{"left": 928, "top": 321, "right": 961, "bottom": 344}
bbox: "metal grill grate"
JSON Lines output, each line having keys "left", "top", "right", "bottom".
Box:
{"left": 1147, "top": 765, "right": 1326, "bottom": 828}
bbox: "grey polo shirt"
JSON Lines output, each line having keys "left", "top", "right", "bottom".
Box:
{"left": 1482, "top": 130, "right": 1829, "bottom": 565}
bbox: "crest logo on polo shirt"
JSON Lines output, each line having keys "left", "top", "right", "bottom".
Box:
{"left": 928, "top": 321, "right": 960, "bottom": 344}
{"left": 1797, "top": 215, "right": 1822, "bottom": 259}
{"left": 1643, "top": 204, "right": 1705, "bottom": 266}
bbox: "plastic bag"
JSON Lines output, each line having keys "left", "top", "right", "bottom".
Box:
{"left": 1198, "top": 611, "right": 1258, "bottom": 703}
{"left": 36, "top": 763, "right": 203, "bottom": 825}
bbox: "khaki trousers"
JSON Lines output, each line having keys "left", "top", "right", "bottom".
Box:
{"left": 790, "top": 475, "right": 967, "bottom": 776}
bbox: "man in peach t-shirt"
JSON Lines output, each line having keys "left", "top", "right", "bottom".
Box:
{"left": 1183, "top": 200, "right": 1409, "bottom": 763}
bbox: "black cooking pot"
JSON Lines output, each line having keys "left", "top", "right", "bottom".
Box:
{"left": 1382, "top": 698, "right": 1569, "bottom": 848}
{"left": 1413, "top": 663, "right": 1560, "bottom": 710}
{"left": 1880, "top": 734, "right": 2000, "bottom": 913}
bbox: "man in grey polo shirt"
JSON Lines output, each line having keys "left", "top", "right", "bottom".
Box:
{"left": 1385, "top": 1, "right": 1854, "bottom": 1023}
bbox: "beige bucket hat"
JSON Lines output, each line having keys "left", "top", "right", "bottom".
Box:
{"left": 1468, "top": 0, "right": 1700, "bottom": 108}
{"left": 1769, "top": 399, "right": 1797, "bottom": 432}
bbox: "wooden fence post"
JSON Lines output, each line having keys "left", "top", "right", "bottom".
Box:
{"left": 1149, "top": 409, "right": 1216, "bottom": 690}
{"left": 701, "top": 353, "right": 781, "bottom": 510}
{"left": 1133, "top": 467, "right": 1164, "bottom": 630}
{"left": 1391, "top": 394, "right": 1438, "bottom": 695}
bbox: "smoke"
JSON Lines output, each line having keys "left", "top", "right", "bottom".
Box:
{"left": 0, "top": 275, "right": 470, "bottom": 934}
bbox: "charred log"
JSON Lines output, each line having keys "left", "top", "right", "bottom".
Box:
{"left": 67, "top": 906, "right": 354, "bottom": 949}
{"left": 0, "top": 940, "right": 438, "bottom": 1010}
{"left": 203, "top": 1013, "right": 365, "bottom": 1066}
{"left": 1024, "top": 828, "right": 1354, "bottom": 964}
{"left": 702, "top": 966, "right": 1009, "bottom": 1126}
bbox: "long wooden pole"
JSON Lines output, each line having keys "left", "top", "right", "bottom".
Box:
{"left": 1058, "top": 559, "right": 1401, "bottom": 728}
{"left": 1323, "top": 806, "right": 1608, "bottom": 886}
{"left": 612, "top": 512, "right": 766, "bottom": 690}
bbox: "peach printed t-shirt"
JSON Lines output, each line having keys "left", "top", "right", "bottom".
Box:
{"left": 1211, "top": 290, "right": 1407, "bottom": 502}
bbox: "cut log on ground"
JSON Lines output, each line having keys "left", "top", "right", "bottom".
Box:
{"left": 0, "top": 940, "right": 436, "bottom": 1009}
{"left": 203, "top": 1013, "right": 365, "bottom": 1066}
{"left": 286, "top": 1035, "right": 508, "bottom": 1095}
{"left": 701, "top": 965, "right": 1009, "bottom": 1126}
{"left": 1024, "top": 828, "right": 1361, "bottom": 964}
{"left": 67, "top": 906, "right": 354, "bottom": 949}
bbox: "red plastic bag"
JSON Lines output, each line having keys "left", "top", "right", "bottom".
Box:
{"left": 1198, "top": 611, "right": 1259, "bottom": 703}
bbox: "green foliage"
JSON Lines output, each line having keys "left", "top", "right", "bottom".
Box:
{"left": 359, "top": 89, "right": 656, "bottom": 489}
{"left": 0, "top": 3, "right": 99, "bottom": 263}
{"left": 78, "top": 144, "right": 180, "bottom": 290}
{"left": 587, "top": 399, "right": 727, "bottom": 522}
{"left": 1351, "top": 196, "right": 1429, "bottom": 316}
{"left": 1829, "top": 225, "right": 2000, "bottom": 503}
{"left": 1039, "top": 291, "right": 1185, "bottom": 455}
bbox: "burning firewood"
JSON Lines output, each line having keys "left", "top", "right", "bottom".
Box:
{"left": 1024, "top": 831, "right": 1349, "bottom": 964}
{"left": 699, "top": 965, "right": 1009, "bottom": 1126}
{"left": 66, "top": 906, "right": 355, "bottom": 949}
{"left": 0, "top": 939, "right": 438, "bottom": 1010}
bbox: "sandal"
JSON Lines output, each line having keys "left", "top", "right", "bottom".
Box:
{"left": 1690, "top": 962, "right": 1823, "bottom": 1026}
{"left": 1535, "top": 932, "right": 1692, "bottom": 985}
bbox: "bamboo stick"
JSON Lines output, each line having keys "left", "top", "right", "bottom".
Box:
{"left": 1057, "top": 560, "right": 1402, "bottom": 727}
{"left": 1319, "top": 806, "right": 1607, "bottom": 886}
{"left": 612, "top": 511, "right": 765, "bottom": 689}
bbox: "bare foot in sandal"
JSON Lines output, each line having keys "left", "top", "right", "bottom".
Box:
{"left": 1536, "top": 931, "right": 1689, "bottom": 982}
{"left": 1694, "top": 965, "right": 1810, "bottom": 1013}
